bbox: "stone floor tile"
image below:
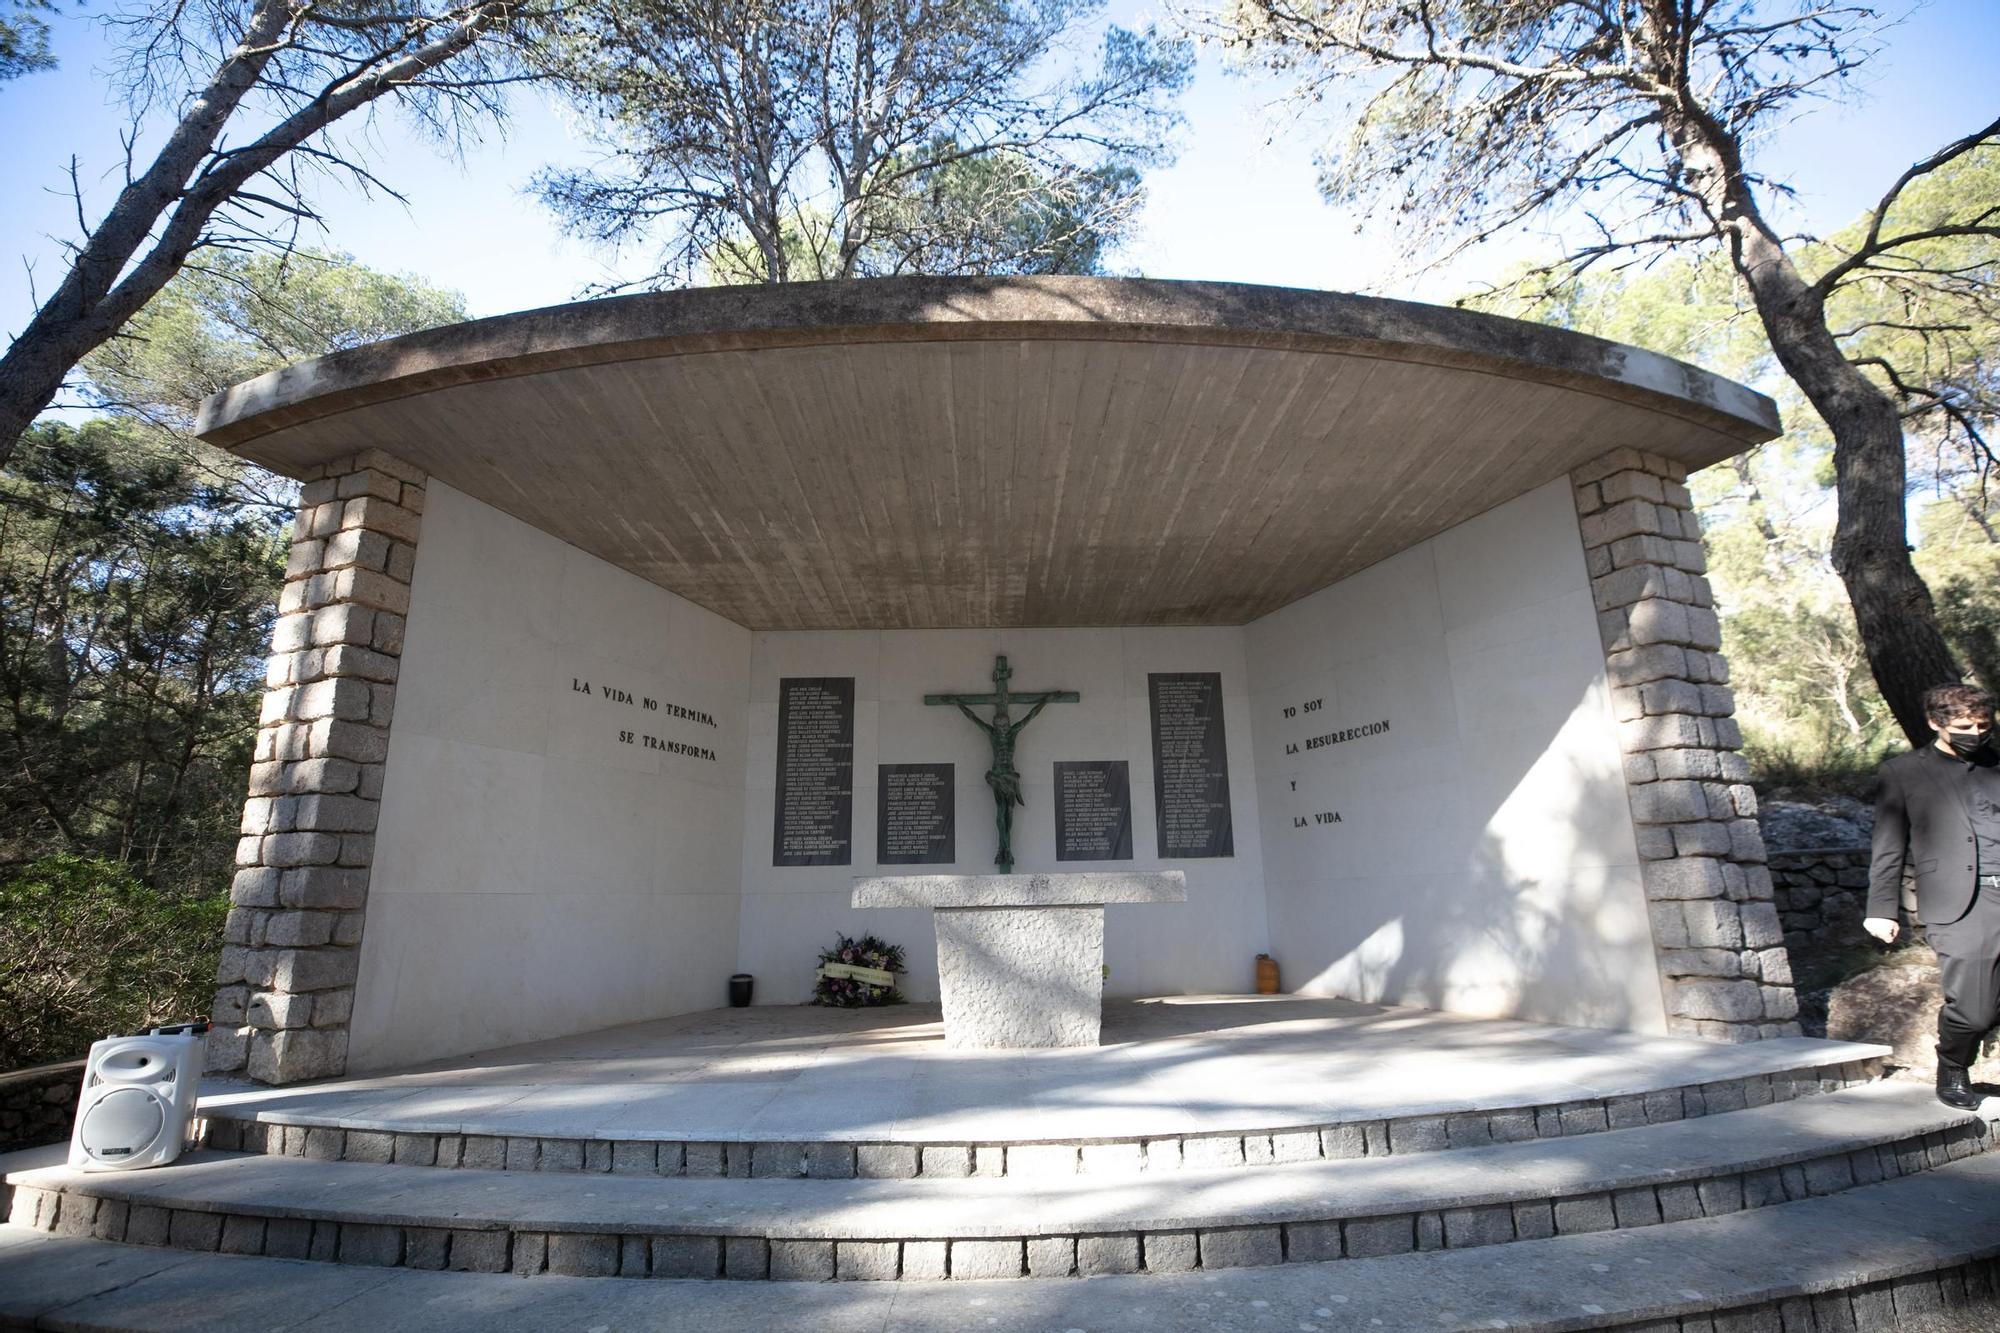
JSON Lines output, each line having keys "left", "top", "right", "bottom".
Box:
{"left": 723, "top": 1236, "right": 768, "bottom": 1279}
{"left": 538, "top": 1139, "right": 585, "bottom": 1173}
{"left": 458, "top": 1136, "right": 504, "bottom": 1171}
{"left": 856, "top": 1144, "right": 918, "bottom": 1178}
{"left": 1180, "top": 1136, "right": 1244, "bottom": 1169}
{"left": 949, "top": 1239, "right": 1021, "bottom": 1279}
{"left": 1005, "top": 1144, "right": 1077, "bottom": 1177}
{"left": 1269, "top": 1130, "right": 1319, "bottom": 1163}
{"left": 217, "top": 1216, "right": 265, "bottom": 1255}
{"left": 650, "top": 1235, "right": 720, "bottom": 1279}
{"left": 339, "top": 1222, "right": 403, "bottom": 1267}
{"left": 90, "top": 1199, "right": 129, "bottom": 1243}
{"left": 404, "top": 1228, "right": 449, "bottom": 1271}
{"left": 1554, "top": 1194, "right": 1616, "bottom": 1234}
{"left": 769, "top": 1239, "right": 835, "bottom": 1281}
{"left": 1512, "top": 1200, "right": 1556, "bottom": 1240}
{"left": 509, "top": 1231, "right": 545, "bottom": 1275}
{"left": 1804, "top": 1154, "right": 1856, "bottom": 1196}
{"left": 1443, "top": 1204, "right": 1514, "bottom": 1248}
{"left": 900, "top": 1240, "right": 948, "bottom": 1280}
{"left": 918, "top": 1145, "right": 972, "bottom": 1178}
{"left": 803, "top": 1143, "right": 856, "bottom": 1179}
{"left": 445, "top": 1230, "right": 507, "bottom": 1273}
{"left": 546, "top": 1233, "right": 618, "bottom": 1277}
{"left": 344, "top": 1130, "right": 396, "bottom": 1164}
{"left": 1659, "top": 1181, "right": 1704, "bottom": 1222}
{"left": 1613, "top": 1186, "right": 1663, "bottom": 1227}
{"left": 168, "top": 1211, "right": 223, "bottom": 1252}
{"left": 391, "top": 1134, "right": 436, "bottom": 1167}
{"left": 1343, "top": 1214, "right": 1414, "bottom": 1257}
{"left": 1076, "top": 1235, "right": 1139, "bottom": 1275}
{"left": 1387, "top": 1116, "right": 1448, "bottom": 1153}
{"left": 1320, "top": 1123, "right": 1366, "bottom": 1158}
{"left": 610, "top": 1141, "right": 656, "bottom": 1175}
{"left": 1282, "top": 1220, "right": 1338, "bottom": 1263}
{"left": 1444, "top": 1113, "right": 1492, "bottom": 1148}
{"left": 836, "top": 1241, "right": 899, "bottom": 1280}
{"left": 1198, "top": 1225, "right": 1282, "bottom": 1268}
{"left": 263, "top": 1217, "right": 313, "bottom": 1260}
{"left": 1027, "top": 1236, "right": 1077, "bottom": 1277}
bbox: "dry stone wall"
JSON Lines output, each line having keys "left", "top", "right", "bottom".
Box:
{"left": 207, "top": 450, "right": 426, "bottom": 1085}
{"left": 1572, "top": 449, "right": 1801, "bottom": 1041}
{"left": 1770, "top": 847, "right": 1920, "bottom": 959}
{"left": 0, "top": 1060, "right": 84, "bottom": 1151}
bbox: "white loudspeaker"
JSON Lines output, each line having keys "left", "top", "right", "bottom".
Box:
{"left": 68, "top": 1024, "right": 206, "bottom": 1171}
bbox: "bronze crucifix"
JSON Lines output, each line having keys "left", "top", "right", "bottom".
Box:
{"left": 924, "top": 655, "right": 1079, "bottom": 872}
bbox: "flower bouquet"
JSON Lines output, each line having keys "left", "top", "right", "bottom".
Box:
{"left": 812, "top": 933, "right": 907, "bottom": 1007}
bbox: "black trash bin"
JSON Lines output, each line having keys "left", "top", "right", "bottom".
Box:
{"left": 728, "top": 974, "right": 754, "bottom": 1007}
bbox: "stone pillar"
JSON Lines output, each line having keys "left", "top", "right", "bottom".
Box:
{"left": 1572, "top": 449, "right": 1802, "bottom": 1042}
{"left": 207, "top": 449, "right": 426, "bottom": 1084}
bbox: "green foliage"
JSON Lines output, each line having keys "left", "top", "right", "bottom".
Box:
{"left": 0, "top": 854, "right": 226, "bottom": 1068}
{"left": 812, "top": 934, "right": 907, "bottom": 1007}
{"left": 1467, "top": 155, "right": 2000, "bottom": 793}
{"left": 0, "top": 252, "right": 468, "bottom": 1074}
{"left": 1813, "top": 150, "right": 2000, "bottom": 475}
{"left": 0, "top": 417, "right": 284, "bottom": 897}
{"left": 84, "top": 249, "right": 467, "bottom": 438}
{"left": 0, "top": 0, "right": 55, "bottom": 81}
{"left": 703, "top": 153, "right": 1144, "bottom": 283}
{"left": 863, "top": 154, "right": 1144, "bottom": 279}
{"left": 535, "top": 0, "right": 1188, "bottom": 285}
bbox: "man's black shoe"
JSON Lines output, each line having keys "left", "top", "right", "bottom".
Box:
{"left": 1937, "top": 1063, "right": 1980, "bottom": 1110}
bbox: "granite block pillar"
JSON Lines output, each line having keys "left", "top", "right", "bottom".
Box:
{"left": 1572, "top": 449, "right": 1802, "bottom": 1042}
{"left": 207, "top": 449, "right": 426, "bottom": 1084}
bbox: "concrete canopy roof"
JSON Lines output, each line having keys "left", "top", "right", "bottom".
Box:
{"left": 198, "top": 276, "right": 1779, "bottom": 630}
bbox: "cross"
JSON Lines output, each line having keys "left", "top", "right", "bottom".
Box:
{"left": 924, "top": 655, "right": 1080, "bottom": 872}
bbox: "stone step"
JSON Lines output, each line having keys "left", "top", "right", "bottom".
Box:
{"left": 194, "top": 1045, "right": 1889, "bottom": 1180}
{"left": 10, "top": 1082, "right": 1985, "bottom": 1282}
{"left": 6, "top": 1149, "right": 2000, "bottom": 1331}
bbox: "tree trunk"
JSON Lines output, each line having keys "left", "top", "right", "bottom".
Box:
{"left": 1668, "top": 110, "right": 1961, "bottom": 748}
{"left": 0, "top": 0, "right": 503, "bottom": 459}
{"left": 0, "top": 0, "right": 294, "bottom": 462}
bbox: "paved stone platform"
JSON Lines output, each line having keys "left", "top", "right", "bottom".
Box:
{"left": 194, "top": 997, "right": 1891, "bottom": 1153}
{"left": 6, "top": 1151, "right": 2000, "bottom": 1331}
{"left": 6, "top": 1083, "right": 1987, "bottom": 1284}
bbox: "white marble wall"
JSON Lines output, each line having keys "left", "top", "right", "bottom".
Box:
{"left": 1245, "top": 480, "right": 1667, "bottom": 1033}
{"left": 347, "top": 474, "right": 1659, "bottom": 1065}
{"left": 348, "top": 484, "right": 751, "bottom": 1070}
{"left": 738, "top": 628, "right": 1269, "bottom": 1003}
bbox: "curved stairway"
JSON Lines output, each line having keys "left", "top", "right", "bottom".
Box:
{"left": 7, "top": 1042, "right": 2000, "bottom": 1329}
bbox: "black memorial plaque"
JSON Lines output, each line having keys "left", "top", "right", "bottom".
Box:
{"left": 877, "top": 763, "right": 955, "bottom": 865}
{"left": 774, "top": 677, "right": 855, "bottom": 866}
{"left": 1148, "top": 672, "right": 1234, "bottom": 858}
{"left": 1055, "top": 760, "right": 1133, "bottom": 862}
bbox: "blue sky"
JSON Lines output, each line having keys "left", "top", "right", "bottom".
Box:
{"left": 1, "top": 0, "right": 1995, "bottom": 334}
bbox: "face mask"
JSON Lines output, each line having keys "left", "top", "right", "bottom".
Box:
{"left": 1946, "top": 727, "right": 1992, "bottom": 758}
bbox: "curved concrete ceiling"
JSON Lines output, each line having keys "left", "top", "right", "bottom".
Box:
{"left": 198, "top": 276, "right": 1780, "bottom": 630}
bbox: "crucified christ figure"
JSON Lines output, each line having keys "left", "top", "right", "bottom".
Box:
{"left": 924, "top": 655, "right": 1079, "bottom": 872}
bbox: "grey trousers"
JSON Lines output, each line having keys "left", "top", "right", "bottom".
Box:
{"left": 1928, "top": 879, "right": 2000, "bottom": 1069}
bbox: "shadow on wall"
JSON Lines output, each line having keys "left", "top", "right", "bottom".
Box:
{"left": 1279, "top": 675, "right": 1658, "bottom": 1034}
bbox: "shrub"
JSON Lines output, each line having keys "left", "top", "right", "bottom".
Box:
{"left": 0, "top": 855, "right": 225, "bottom": 1071}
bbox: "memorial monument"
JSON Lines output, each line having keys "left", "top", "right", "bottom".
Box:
{"left": 853, "top": 653, "right": 1181, "bottom": 1048}
{"left": 186, "top": 276, "right": 1800, "bottom": 1085}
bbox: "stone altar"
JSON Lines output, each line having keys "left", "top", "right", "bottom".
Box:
{"left": 851, "top": 872, "right": 1186, "bottom": 1048}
